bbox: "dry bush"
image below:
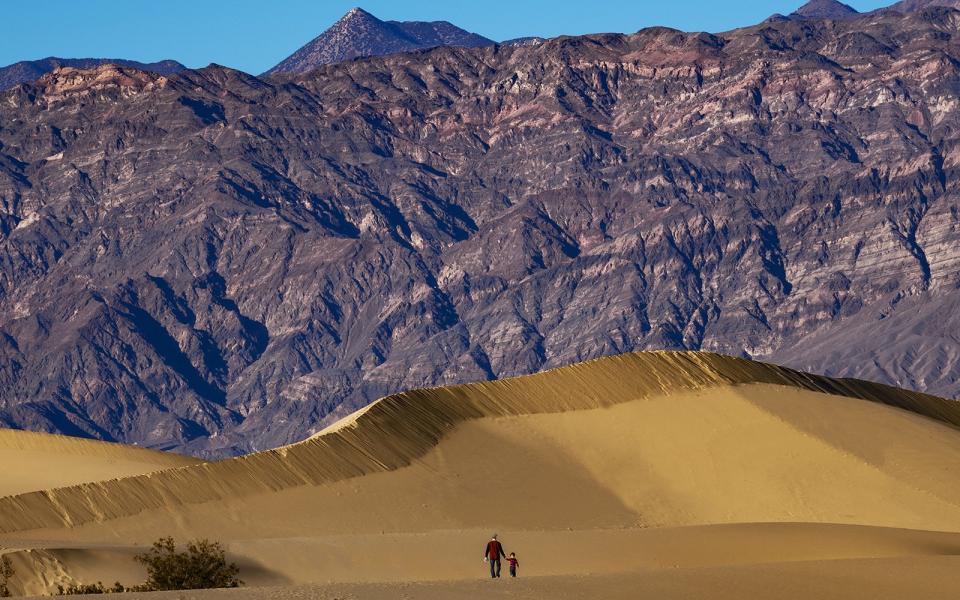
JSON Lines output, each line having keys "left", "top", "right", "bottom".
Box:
{"left": 54, "top": 537, "right": 241, "bottom": 595}
{"left": 56, "top": 581, "right": 126, "bottom": 595}
{"left": 135, "top": 537, "right": 241, "bottom": 591}
{"left": 0, "top": 556, "right": 13, "bottom": 597}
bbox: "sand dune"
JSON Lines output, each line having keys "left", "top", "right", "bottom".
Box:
{"left": 0, "top": 429, "right": 202, "bottom": 498}
{"left": 2, "top": 351, "right": 958, "bottom": 533}
{"left": 3, "top": 351, "right": 960, "bottom": 596}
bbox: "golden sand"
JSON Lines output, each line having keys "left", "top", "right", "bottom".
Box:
{"left": 0, "top": 429, "right": 201, "bottom": 497}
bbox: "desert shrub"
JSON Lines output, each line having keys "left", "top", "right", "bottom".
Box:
{"left": 0, "top": 556, "right": 13, "bottom": 597}
{"left": 135, "top": 537, "right": 241, "bottom": 591}
{"left": 56, "top": 581, "right": 126, "bottom": 595}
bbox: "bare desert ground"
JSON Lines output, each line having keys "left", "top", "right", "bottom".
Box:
{"left": 87, "top": 558, "right": 960, "bottom": 600}
{"left": 3, "top": 351, "right": 960, "bottom": 598}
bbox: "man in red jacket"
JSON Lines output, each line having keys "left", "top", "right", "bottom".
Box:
{"left": 483, "top": 534, "right": 506, "bottom": 578}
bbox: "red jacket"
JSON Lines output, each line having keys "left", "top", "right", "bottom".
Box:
{"left": 485, "top": 540, "right": 505, "bottom": 560}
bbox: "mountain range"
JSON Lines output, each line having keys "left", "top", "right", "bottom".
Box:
{"left": 889, "top": 0, "right": 960, "bottom": 10}
{"left": 0, "top": 8, "right": 543, "bottom": 91}
{"left": 0, "top": 1, "right": 959, "bottom": 456}
{"left": 782, "top": 0, "right": 960, "bottom": 19}
{"left": 0, "top": 57, "right": 185, "bottom": 91}
{"left": 2, "top": 1, "right": 956, "bottom": 88}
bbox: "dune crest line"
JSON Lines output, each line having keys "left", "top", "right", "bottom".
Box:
{"left": 1, "top": 350, "right": 957, "bottom": 534}
{"left": 0, "top": 429, "right": 202, "bottom": 464}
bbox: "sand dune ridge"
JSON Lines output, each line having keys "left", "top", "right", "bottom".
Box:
{"left": 1, "top": 350, "right": 958, "bottom": 534}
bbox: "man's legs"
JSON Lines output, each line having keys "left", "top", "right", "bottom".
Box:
{"left": 490, "top": 558, "right": 501, "bottom": 578}
{"left": 489, "top": 558, "right": 496, "bottom": 578}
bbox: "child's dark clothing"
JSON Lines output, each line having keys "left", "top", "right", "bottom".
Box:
{"left": 507, "top": 557, "right": 519, "bottom": 577}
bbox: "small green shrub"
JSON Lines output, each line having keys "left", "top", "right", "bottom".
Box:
{"left": 135, "top": 537, "right": 241, "bottom": 591}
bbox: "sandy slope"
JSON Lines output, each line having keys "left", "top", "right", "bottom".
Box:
{"left": 0, "top": 429, "right": 202, "bottom": 497}
{"left": 3, "top": 351, "right": 960, "bottom": 596}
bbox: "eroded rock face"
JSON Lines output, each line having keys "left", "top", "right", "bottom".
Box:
{"left": 1, "top": 9, "right": 959, "bottom": 456}
{"left": 0, "top": 58, "right": 184, "bottom": 92}
{"left": 33, "top": 65, "right": 168, "bottom": 104}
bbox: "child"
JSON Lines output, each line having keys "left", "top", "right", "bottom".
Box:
{"left": 507, "top": 552, "right": 519, "bottom": 577}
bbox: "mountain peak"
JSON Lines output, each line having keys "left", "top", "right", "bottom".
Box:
{"left": 341, "top": 7, "right": 378, "bottom": 22}
{"left": 263, "top": 9, "right": 494, "bottom": 76}
{"left": 792, "top": 0, "right": 860, "bottom": 19}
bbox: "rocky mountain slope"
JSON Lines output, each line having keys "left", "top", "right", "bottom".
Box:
{"left": 784, "top": 0, "right": 960, "bottom": 20}
{"left": 264, "top": 8, "right": 493, "bottom": 75}
{"left": 890, "top": 0, "right": 960, "bottom": 11}
{"left": 0, "top": 57, "right": 185, "bottom": 91}
{"left": 0, "top": 8, "right": 959, "bottom": 456}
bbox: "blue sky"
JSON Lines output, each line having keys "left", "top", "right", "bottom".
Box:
{"left": 1, "top": 1, "right": 894, "bottom": 75}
